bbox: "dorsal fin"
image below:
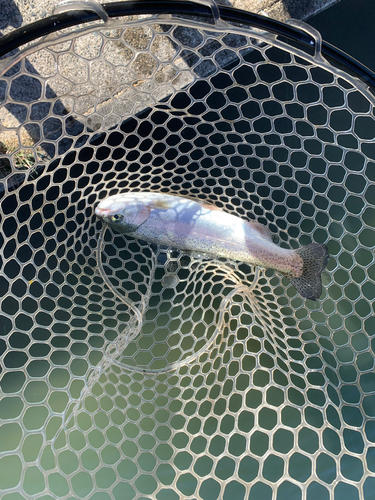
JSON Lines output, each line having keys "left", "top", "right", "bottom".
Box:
{"left": 248, "top": 221, "right": 273, "bottom": 241}
{"left": 147, "top": 199, "right": 172, "bottom": 210}
{"left": 202, "top": 203, "right": 222, "bottom": 211}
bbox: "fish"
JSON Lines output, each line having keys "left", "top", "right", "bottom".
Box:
{"left": 95, "top": 192, "right": 329, "bottom": 300}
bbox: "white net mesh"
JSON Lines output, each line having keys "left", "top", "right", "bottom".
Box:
{"left": 0, "top": 12, "right": 375, "bottom": 500}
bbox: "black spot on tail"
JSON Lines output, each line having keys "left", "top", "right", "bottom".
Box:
{"left": 291, "top": 244, "right": 329, "bottom": 300}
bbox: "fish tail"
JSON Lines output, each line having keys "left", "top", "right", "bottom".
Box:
{"left": 290, "top": 243, "right": 329, "bottom": 300}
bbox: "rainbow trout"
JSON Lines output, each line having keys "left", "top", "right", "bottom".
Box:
{"left": 95, "top": 192, "right": 329, "bottom": 300}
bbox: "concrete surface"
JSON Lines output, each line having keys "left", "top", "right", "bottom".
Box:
{"left": 0, "top": 0, "right": 341, "bottom": 159}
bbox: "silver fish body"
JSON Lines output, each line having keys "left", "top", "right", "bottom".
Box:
{"left": 95, "top": 192, "right": 329, "bottom": 300}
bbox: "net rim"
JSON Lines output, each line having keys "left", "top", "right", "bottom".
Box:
{"left": 0, "top": 0, "right": 375, "bottom": 92}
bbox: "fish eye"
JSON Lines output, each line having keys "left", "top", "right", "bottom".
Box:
{"left": 111, "top": 214, "right": 123, "bottom": 223}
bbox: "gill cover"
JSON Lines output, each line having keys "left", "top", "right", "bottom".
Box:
{"left": 104, "top": 202, "right": 151, "bottom": 233}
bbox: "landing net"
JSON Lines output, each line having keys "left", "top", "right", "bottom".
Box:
{"left": 0, "top": 4, "right": 374, "bottom": 499}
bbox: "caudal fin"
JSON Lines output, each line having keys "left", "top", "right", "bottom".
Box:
{"left": 291, "top": 243, "right": 329, "bottom": 300}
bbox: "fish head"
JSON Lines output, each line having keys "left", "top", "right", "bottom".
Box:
{"left": 95, "top": 194, "right": 151, "bottom": 233}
